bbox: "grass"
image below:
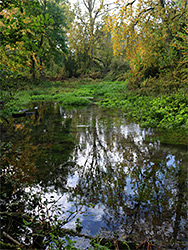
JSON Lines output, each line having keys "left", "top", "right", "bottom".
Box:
{"left": 1, "top": 79, "right": 127, "bottom": 113}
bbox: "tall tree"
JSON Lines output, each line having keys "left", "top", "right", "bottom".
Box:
{"left": 67, "top": 0, "right": 114, "bottom": 75}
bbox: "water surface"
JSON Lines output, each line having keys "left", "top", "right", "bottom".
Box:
{"left": 2, "top": 103, "right": 188, "bottom": 249}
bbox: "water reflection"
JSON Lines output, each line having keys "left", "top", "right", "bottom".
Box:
{"left": 62, "top": 105, "right": 187, "bottom": 247}
{"left": 28, "top": 104, "right": 76, "bottom": 191}
{"left": 1, "top": 104, "right": 187, "bottom": 248}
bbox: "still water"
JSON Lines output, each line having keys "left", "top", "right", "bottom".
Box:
{"left": 4, "top": 103, "right": 188, "bottom": 248}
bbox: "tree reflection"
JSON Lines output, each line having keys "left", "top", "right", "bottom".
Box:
{"left": 1, "top": 104, "right": 76, "bottom": 190}
{"left": 68, "top": 105, "right": 187, "bottom": 246}
{"left": 0, "top": 104, "right": 76, "bottom": 248}
{"left": 1, "top": 104, "right": 187, "bottom": 248}
{"left": 29, "top": 104, "right": 76, "bottom": 190}
{"left": 1, "top": 117, "right": 42, "bottom": 247}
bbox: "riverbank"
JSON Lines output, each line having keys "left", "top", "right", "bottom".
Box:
{"left": 1, "top": 78, "right": 188, "bottom": 144}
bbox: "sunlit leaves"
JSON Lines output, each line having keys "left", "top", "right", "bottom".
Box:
{"left": 173, "top": 23, "right": 188, "bottom": 66}
{"left": 105, "top": 0, "right": 188, "bottom": 79}
{"left": 0, "top": 0, "right": 68, "bottom": 80}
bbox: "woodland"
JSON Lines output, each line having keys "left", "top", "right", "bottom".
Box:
{"left": 0, "top": 0, "right": 188, "bottom": 249}
{"left": 0, "top": 0, "right": 187, "bottom": 83}
{"left": 1, "top": 0, "right": 188, "bottom": 129}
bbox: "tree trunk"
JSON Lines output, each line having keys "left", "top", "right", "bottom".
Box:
{"left": 30, "top": 56, "right": 36, "bottom": 79}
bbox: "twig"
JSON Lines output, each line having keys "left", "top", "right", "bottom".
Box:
{"left": 99, "top": 237, "right": 104, "bottom": 244}
{"left": 148, "top": 242, "right": 160, "bottom": 250}
{"left": 114, "top": 238, "right": 119, "bottom": 250}
{"left": 3, "top": 231, "right": 21, "bottom": 246}
{"left": 136, "top": 239, "right": 147, "bottom": 249}
{"left": 136, "top": 239, "right": 160, "bottom": 250}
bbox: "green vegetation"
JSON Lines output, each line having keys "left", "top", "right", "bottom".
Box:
{"left": 99, "top": 86, "right": 188, "bottom": 129}
{"left": 1, "top": 0, "right": 188, "bottom": 249}
{"left": 1, "top": 79, "right": 188, "bottom": 133}
{"left": 0, "top": 0, "right": 68, "bottom": 80}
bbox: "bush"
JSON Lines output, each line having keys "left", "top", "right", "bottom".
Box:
{"left": 104, "top": 58, "right": 130, "bottom": 81}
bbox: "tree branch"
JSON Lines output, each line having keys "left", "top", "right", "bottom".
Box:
{"left": 171, "top": 9, "right": 187, "bottom": 21}
{"left": 3, "top": 232, "right": 22, "bottom": 246}
{"left": 93, "top": 56, "right": 105, "bottom": 67}
{"left": 134, "top": 7, "right": 154, "bottom": 26}
{"left": 124, "top": 0, "right": 137, "bottom": 8}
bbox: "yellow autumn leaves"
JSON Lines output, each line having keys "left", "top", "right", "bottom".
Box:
{"left": 105, "top": 0, "right": 188, "bottom": 75}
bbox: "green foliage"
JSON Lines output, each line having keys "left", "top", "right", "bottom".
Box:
{"left": 122, "top": 241, "right": 131, "bottom": 250}
{"left": 90, "top": 237, "right": 111, "bottom": 250}
{"left": 46, "top": 234, "right": 81, "bottom": 250}
{"left": 75, "top": 218, "right": 82, "bottom": 233}
{"left": 99, "top": 88, "right": 188, "bottom": 130}
{"left": 77, "top": 81, "right": 127, "bottom": 98}
{"left": 0, "top": 0, "right": 68, "bottom": 80}
{"left": 1, "top": 80, "right": 127, "bottom": 116}
{"left": 90, "top": 243, "right": 110, "bottom": 250}
{"left": 104, "top": 57, "right": 130, "bottom": 81}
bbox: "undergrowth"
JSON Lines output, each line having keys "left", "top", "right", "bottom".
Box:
{"left": 1, "top": 78, "right": 188, "bottom": 132}
{"left": 98, "top": 89, "right": 188, "bottom": 130}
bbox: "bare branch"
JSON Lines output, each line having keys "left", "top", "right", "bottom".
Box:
{"left": 96, "top": 6, "right": 118, "bottom": 18}
{"left": 134, "top": 7, "right": 154, "bottom": 26}
{"left": 125, "top": 0, "right": 137, "bottom": 8}
{"left": 77, "top": 15, "right": 88, "bottom": 27}
{"left": 171, "top": 9, "right": 187, "bottom": 21}
{"left": 3, "top": 232, "right": 22, "bottom": 246}
{"left": 83, "top": 0, "right": 89, "bottom": 11}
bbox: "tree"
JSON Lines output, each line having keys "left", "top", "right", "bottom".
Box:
{"left": 0, "top": 0, "right": 68, "bottom": 80}
{"left": 31, "top": 0, "right": 68, "bottom": 78}
{"left": 0, "top": 0, "right": 31, "bottom": 79}
{"left": 105, "top": 0, "right": 188, "bottom": 82}
{"left": 173, "top": 23, "right": 188, "bottom": 67}
{"left": 66, "top": 0, "right": 114, "bottom": 76}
